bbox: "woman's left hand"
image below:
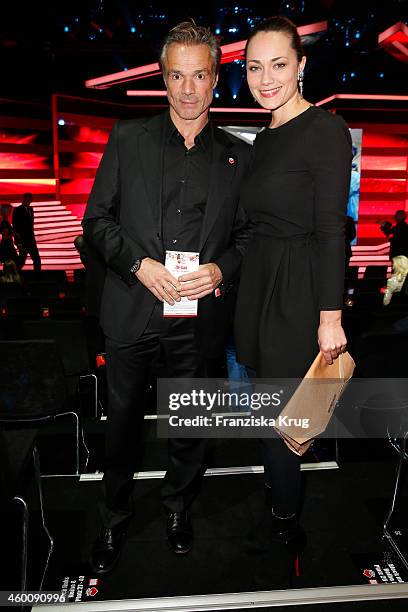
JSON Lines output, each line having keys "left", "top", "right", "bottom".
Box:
{"left": 318, "top": 318, "right": 347, "bottom": 365}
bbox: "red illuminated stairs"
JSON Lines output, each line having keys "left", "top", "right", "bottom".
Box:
{"left": 11, "top": 200, "right": 83, "bottom": 270}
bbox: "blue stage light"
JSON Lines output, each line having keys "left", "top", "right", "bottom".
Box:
{"left": 58, "top": 119, "right": 65, "bottom": 126}
{"left": 214, "top": 92, "right": 220, "bottom": 98}
{"left": 130, "top": 26, "right": 136, "bottom": 33}
{"left": 215, "top": 28, "right": 221, "bottom": 35}
{"left": 64, "top": 26, "right": 69, "bottom": 33}
{"left": 355, "top": 31, "right": 360, "bottom": 39}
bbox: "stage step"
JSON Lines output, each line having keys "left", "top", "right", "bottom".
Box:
{"left": 11, "top": 200, "right": 84, "bottom": 271}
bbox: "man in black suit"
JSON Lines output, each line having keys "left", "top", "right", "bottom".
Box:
{"left": 82, "top": 21, "right": 251, "bottom": 573}
{"left": 12, "top": 192, "right": 41, "bottom": 272}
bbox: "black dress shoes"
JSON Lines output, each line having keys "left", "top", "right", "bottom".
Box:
{"left": 90, "top": 526, "right": 125, "bottom": 574}
{"left": 166, "top": 511, "right": 193, "bottom": 554}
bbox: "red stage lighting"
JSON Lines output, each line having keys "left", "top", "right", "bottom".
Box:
{"left": 85, "top": 21, "right": 328, "bottom": 90}
{"left": 378, "top": 21, "right": 408, "bottom": 63}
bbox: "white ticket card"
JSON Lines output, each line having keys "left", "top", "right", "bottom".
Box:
{"left": 163, "top": 250, "right": 200, "bottom": 317}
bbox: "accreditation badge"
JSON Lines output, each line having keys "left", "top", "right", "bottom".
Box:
{"left": 163, "top": 250, "right": 199, "bottom": 317}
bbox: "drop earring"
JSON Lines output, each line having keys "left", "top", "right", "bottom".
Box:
{"left": 298, "top": 69, "right": 304, "bottom": 97}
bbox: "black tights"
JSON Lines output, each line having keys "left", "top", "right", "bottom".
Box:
{"left": 261, "top": 437, "right": 302, "bottom": 517}
{"left": 247, "top": 367, "right": 302, "bottom": 518}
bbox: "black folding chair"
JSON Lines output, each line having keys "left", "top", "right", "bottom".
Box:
{"left": 0, "top": 282, "right": 26, "bottom": 306}
{"left": 18, "top": 319, "right": 98, "bottom": 421}
{"left": 0, "top": 428, "right": 53, "bottom": 594}
{"left": 0, "top": 339, "right": 88, "bottom": 475}
{"left": 353, "top": 329, "right": 408, "bottom": 570}
{"left": 0, "top": 340, "right": 75, "bottom": 592}
{"left": 48, "top": 297, "right": 84, "bottom": 319}
{"left": 5, "top": 297, "right": 42, "bottom": 319}
{"left": 27, "top": 282, "right": 59, "bottom": 303}
{"left": 21, "top": 270, "right": 67, "bottom": 290}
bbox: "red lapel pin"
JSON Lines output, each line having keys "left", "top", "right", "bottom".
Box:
{"left": 228, "top": 156, "right": 237, "bottom": 165}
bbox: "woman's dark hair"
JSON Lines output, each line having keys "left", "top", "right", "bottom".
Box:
{"left": 245, "top": 16, "right": 304, "bottom": 63}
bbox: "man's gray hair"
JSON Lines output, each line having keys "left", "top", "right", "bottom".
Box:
{"left": 160, "top": 20, "right": 221, "bottom": 77}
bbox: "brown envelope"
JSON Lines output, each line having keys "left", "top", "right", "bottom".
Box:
{"left": 273, "top": 351, "right": 356, "bottom": 456}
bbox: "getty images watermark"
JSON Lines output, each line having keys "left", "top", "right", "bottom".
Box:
{"left": 157, "top": 377, "right": 408, "bottom": 439}
{"left": 157, "top": 378, "right": 313, "bottom": 438}
{"left": 167, "top": 388, "right": 309, "bottom": 430}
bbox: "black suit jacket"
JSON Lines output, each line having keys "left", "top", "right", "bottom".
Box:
{"left": 82, "top": 111, "right": 251, "bottom": 356}
{"left": 12, "top": 205, "right": 35, "bottom": 244}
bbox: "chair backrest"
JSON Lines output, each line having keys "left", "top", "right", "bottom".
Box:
{"left": 352, "top": 292, "right": 384, "bottom": 311}
{"left": 6, "top": 297, "right": 42, "bottom": 319}
{"left": 28, "top": 282, "right": 59, "bottom": 299}
{"left": 0, "top": 282, "right": 26, "bottom": 301}
{"left": 21, "top": 270, "right": 67, "bottom": 289}
{"left": 0, "top": 340, "right": 67, "bottom": 421}
{"left": 48, "top": 297, "right": 83, "bottom": 319}
{"left": 363, "top": 265, "right": 388, "bottom": 281}
{"left": 18, "top": 319, "right": 90, "bottom": 375}
{"left": 357, "top": 266, "right": 388, "bottom": 295}
{"left": 353, "top": 330, "right": 408, "bottom": 378}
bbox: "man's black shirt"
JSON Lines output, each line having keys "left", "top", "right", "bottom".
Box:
{"left": 162, "top": 114, "right": 212, "bottom": 253}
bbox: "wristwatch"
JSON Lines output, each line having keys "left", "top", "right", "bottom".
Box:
{"left": 130, "top": 257, "right": 145, "bottom": 275}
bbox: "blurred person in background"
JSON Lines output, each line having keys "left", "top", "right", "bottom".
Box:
{"left": 0, "top": 204, "right": 18, "bottom": 265}
{"left": 0, "top": 259, "right": 24, "bottom": 285}
{"left": 12, "top": 193, "right": 41, "bottom": 272}
{"left": 383, "top": 255, "right": 408, "bottom": 306}
{"left": 381, "top": 210, "right": 408, "bottom": 260}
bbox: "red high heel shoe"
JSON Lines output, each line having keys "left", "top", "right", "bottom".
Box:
{"left": 247, "top": 491, "right": 306, "bottom": 588}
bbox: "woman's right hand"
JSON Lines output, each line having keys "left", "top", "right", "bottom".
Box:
{"left": 318, "top": 310, "right": 347, "bottom": 365}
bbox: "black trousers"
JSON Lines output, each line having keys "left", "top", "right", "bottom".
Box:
{"left": 101, "top": 301, "right": 210, "bottom": 528}
{"left": 18, "top": 239, "right": 41, "bottom": 272}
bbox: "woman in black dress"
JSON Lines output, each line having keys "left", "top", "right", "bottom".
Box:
{"left": 234, "top": 17, "right": 352, "bottom": 585}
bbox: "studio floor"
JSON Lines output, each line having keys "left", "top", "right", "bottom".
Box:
{"left": 8, "top": 434, "right": 408, "bottom": 611}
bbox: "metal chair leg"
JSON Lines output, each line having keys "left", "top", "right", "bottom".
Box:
{"left": 383, "top": 431, "right": 408, "bottom": 571}
{"left": 55, "top": 411, "right": 89, "bottom": 475}
{"left": 54, "top": 411, "right": 79, "bottom": 474}
{"left": 79, "top": 372, "right": 98, "bottom": 418}
{"left": 90, "top": 373, "right": 98, "bottom": 419}
{"left": 32, "top": 446, "right": 54, "bottom": 591}
{"left": 12, "top": 496, "right": 29, "bottom": 592}
{"left": 388, "top": 432, "right": 408, "bottom": 461}
{"left": 335, "top": 438, "right": 340, "bottom": 465}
